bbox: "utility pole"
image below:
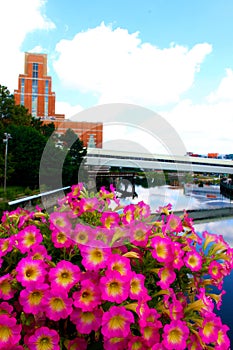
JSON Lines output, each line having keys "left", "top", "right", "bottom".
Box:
{"left": 3, "top": 133, "right": 12, "bottom": 192}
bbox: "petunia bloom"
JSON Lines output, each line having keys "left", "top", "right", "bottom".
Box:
{"left": 19, "top": 282, "right": 49, "bottom": 314}
{"left": 16, "top": 225, "right": 43, "bottom": 253}
{"left": 100, "top": 270, "right": 129, "bottom": 303}
{"left": 0, "top": 274, "right": 16, "bottom": 300}
{"left": 162, "top": 320, "right": 189, "bottom": 350}
{"left": 15, "top": 257, "right": 45, "bottom": 287}
{"left": 73, "top": 279, "right": 101, "bottom": 311}
{"left": 157, "top": 266, "right": 176, "bottom": 289}
{"left": 49, "top": 260, "right": 80, "bottom": 291}
{"left": 101, "top": 306, "right": 134, "bottom": 338}
{"left": 27, "top": 326, "right": 60, "bottom": 350}
{"left": 151, "top": 236, "right": 174, "bottom": 263}
{"left": 129, "top": 272, "right": 147, "bottom": 300}
{"left": 184, "top": 250, "right": 202, "bottom": 272}
{"left": 100, "top": 212, "right": 120, "bottom": 229}
{"left": 44, "top": 290, "right": 73, "bottom": 321}
{"left": 70, "top": 307, "right": 103, "bottom": 334}
{"left": 0, "top": 315, "right": 21, "bottom": 347}
{"left": 79, "top": 244, "right": 110, "bottom": 271}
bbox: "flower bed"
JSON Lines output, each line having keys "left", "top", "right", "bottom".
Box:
{"left": 0, "top": 183, "right": 232, "bottom": 349}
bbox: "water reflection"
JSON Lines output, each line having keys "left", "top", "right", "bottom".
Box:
{"left": 120, "top": 185, "right": 233, "bottom": 213}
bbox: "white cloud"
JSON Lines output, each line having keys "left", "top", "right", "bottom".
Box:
{"left": 207, "top": 68, "right": 233, "bottom": 102}
{"left": 0, "top": 0, "right": 55, "bottom": 92}
{"left": 53, "top": 22, "right": 212, "bottom": 106}
{"left": 56, "top": 101, "right": 83, "bottom": 118}
{"left": 162, "top": 96, "right": 233, "bottom": 154}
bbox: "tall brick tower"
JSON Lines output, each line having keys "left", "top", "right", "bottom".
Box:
{"left": 14, "top": 52, "right": 64, "bottom": 120}
{"left": 14, "top": 52, "right": 103, "bottom": 148}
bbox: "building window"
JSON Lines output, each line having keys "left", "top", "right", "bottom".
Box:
{"left": 32, "top": 79, "right": 38, "bottom": 94}
{"left": 33, "top": 63, "right": 38, "bottom": 78}
{"left": 20, "top": 78, "right": 24, "bottom": 105}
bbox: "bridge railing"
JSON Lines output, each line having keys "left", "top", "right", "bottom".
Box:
{"left": 8, "top": 186, "right": 70, "bottom": 211}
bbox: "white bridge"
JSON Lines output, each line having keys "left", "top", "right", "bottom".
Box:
{"left": 85, "top": 149, "right": 233, "bottom": 174}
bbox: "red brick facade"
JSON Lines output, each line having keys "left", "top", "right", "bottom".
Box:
{"left": 14, "top": 52, "right": 103, "bottom": 148}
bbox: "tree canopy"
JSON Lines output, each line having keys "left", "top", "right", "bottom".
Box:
{"left": 0, "top": 84, "right": 87, "bottom": 191}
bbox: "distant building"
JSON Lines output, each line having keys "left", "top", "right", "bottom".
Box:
{"left": 14, "top": 52, "right": 103, "bottom": 148}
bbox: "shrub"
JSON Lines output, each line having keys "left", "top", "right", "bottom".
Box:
{"left": 0, "top": 183, "right": 232, "bottom": 349}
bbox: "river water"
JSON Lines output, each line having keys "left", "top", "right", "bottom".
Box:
{"left": 120, "top": 185, "right": 233, "bottom": 345}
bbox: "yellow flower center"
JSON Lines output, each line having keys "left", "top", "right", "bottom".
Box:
{"left": 134, "top": 229, "right": 145, "bottom": 240}
{"left": 0, "top": 325, "right": 11, "bottom": 342}
{"left": 109, "top": 315, "right": 125, "bottom": 330}
{"left": 0, "top": 280, "right": 11, "bottom": 295}
{"left": 90, "top": 249, "right": 103, "bottom": 264}
{"left": 29, "top": 291, "right": 42, "bottom": 305}
{"left": 51, "top": 297, "right": 65, "bottom": 311}
{"left": 81, "top": 311, "right": 95, "bottom": 324}
{"left": 130, "top": 279, "right": 140, "bottom": 294}
{"left": 37, "top": 336, "right": 52, "bottom": 350}
{"left": 108, "top": 281, "right": 121, "bottom": 295}
{"left": 57, "top": 232, "right": 66, "bottom": 243}
{"left": 168, "top": 327, "right": 183, "bottom": 344}
{"left": 24, "top": 233, "right": 35, "bottom": 246}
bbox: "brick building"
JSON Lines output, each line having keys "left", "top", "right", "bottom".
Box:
{"left": 14, "top": 52, "right": 103, "bottom": 148}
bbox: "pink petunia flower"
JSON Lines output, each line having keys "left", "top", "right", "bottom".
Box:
{"left": 78, "top": 197, "right": 100, "bottom": 212}
{"left": 0, "top": 315, "right": 21, "bottom": 347}
{"left": 70, "top": 307, "right": 103, "bottom": 334}
{"left": 100, "top": 270, "right": 129, "bottom": 303}
{"left": 208, "top": 260, "right": 224, "bottom": 280}
{"left": 100, "top": 211, "right": 120, "bottom": 229}
{"left": 19, "top": 282, "right": 49, "bottom": 314}
{"left": 162, "top": 320, "right": 189, "bottom": 350}
{"left": 27, "top": 326, "right": 60, "bottom": 350}
{"left": 28, "top": 244, "right": 52, "bottom": 262}
{"left": 199, "top": 315, "right": 222, "bottom": 344}
{"left": 184, "top": 250, "right": 202, "bottom": 272}
{"left": 162, "top": 214, "right": 183, "bottom": 233}
{"left": 122, "top": 204, "right": 136, "bottom": 224}
{"left": 101, "top": 306, "right": 134, "bottom": 338}
{"left": 15, "top": 257, "right": 45, "bottom": 287}
{"left": 216, "top": 324, "right": 230, "bottom": 350}
{"left": 71, "top": 223, "right": 94, "bottom": 246}
{"left": 157, "top": 266, "right": 176, "bottom": 289}
{"left": 108, "top": 254, "right": 131, "bottom": 276}
{"left": 129, "top": 272, "right": 147, "bottom": 300}
{"left": 49, "top": 211, "right": 72, "bottom": 231}
{"left": 44, "top": 290, "right": 73, "bottom": 321}
{"left": 73, "top": 279, "right": 101, "bottom": 311}
{"left": 141, "top": 325, "right": 161, "bottom": 347}
{"left": 169, "top": 299, "right": 184, "bottom": 321}
{"left": 171, "top": 242, "right": 184, "bottom": 270}
{"left": 130, "top": 222, "right": 151, "bottom": 247}
{"left": 79, "top": 244, "right": 110, "bottom": 271}
{"left": 0, "top": 273, "right": 16, "bottom": 300}
{"left": 103, "top": 336, "right": 128, "bottom": 350}
{"left": 16, "top": 225, "right": 43, "bottom": 253}
{"left": 0, "top": 301, "right": 15, "bottom": 317}
{"left": 127, "top": 335, "right": 147, "bottom": 350}
{"left": 151, "top": 236, "right": 174, "bottom": 263}
{"left": 48, "top": 260, "right": 80, "bottom": 291}
{"left": 51, "top": 228, "right": 74, "bottom": 249}
{"left": 0, "top": 237, "right": 13, "bottom": 257}
{"left": 136, "top": 201, "right": 151, "bottom": 219}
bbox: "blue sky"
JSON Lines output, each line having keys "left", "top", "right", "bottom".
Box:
{"left": 1, "top": 0, "right": 233, "bottom": 155}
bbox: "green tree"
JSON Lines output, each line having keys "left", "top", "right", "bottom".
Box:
{"left": 6, "top": 125, "right": 47, "bottom": 188}
{"left": 61, "top": 129, "right": 87, "bottom": 186}
{"left": 0, "top": 85, "right": 32, "bottom": 127}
